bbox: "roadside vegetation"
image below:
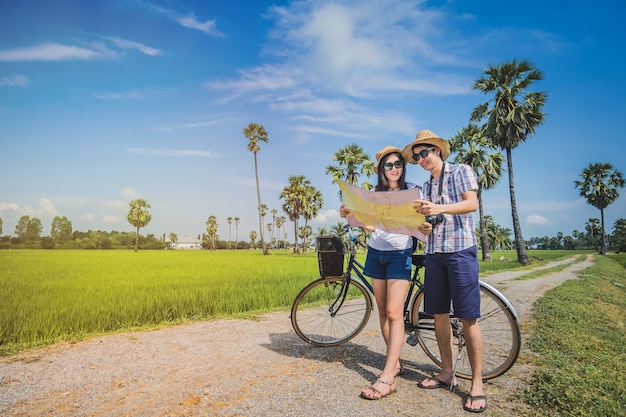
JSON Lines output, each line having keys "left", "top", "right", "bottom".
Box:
{"left": 520, "top": 253, "right": 626, "bottom": 416}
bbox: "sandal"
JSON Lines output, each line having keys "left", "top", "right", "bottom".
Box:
{"left": 395, "top": 362, "right": 404, "bottom": 377}
{"left": 360, "top": 378, "right": 396, "bottom": 400}
{"left": 417, "top": 375, "right": 458, "bottom": 391}
{"left": 463, "top": 394, "right": 487, "bottom": 413}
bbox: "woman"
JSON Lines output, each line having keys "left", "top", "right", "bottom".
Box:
{"left": 340, "top": 146, "right": 422, "bottom": 400}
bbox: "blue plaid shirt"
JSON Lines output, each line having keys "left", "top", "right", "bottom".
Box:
{"left": 423, "top": 163, "right": 478, "bottom": 254}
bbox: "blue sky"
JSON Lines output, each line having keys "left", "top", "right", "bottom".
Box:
{"left": 1, "top": 0, "right": 625, "bottom": 244}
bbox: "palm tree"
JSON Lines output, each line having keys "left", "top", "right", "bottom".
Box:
{"left": 585, "top": 218, "right": 602, "bottom": 252}
{"left": 266, "top": 223, "right": 273, "bottom": 249}
{"left": 450, "top": 123, "right": 504, "bottom": 261}
{"left": 227, "top": 216, "right": 233, "bottom": 250}
{"left": 275, "top": 216, "right": 285, "bottom": 249}
{"left": 575, "top": 163, "right": 625, "bottom": 254}
{"left": 168, "top": 232, "right": 178, "bottom": 249}
{"left": 280, "top": 175, "right": 309, "bottom": 254}
{"left": 271, "top": 209, "right": 277, "bottom": 244}
{"left": 243, "top": 122, "right": 269, "bottom": 255}
{"left": 249, "top": 230, "right": 257, "bottom": 249}
{"left": 127, "top": 198, "right": 152, "bottom": 252}
{"left": 610, "top": 218, "right": 626, "bottom": 252}
{"left": 234, "top": 217, "right": 240, "bottom": 249}
{"left": 206, "top": 216, "right": 218, "bottom": 251}
{"left": 301, "top": 185, "right": 324, "bottom": 255}
{"left": 471, "top": 59, "right": 547, "bottom": 265}
{"left": 326, "top": 144, "right": 375, "bottom": 191}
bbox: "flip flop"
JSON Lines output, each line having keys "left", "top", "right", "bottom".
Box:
{"left": 417, "top": 376, "right": 458, "bottom": 390}
{"left": 463, "top": 394, "right": 487, "bottom": 413}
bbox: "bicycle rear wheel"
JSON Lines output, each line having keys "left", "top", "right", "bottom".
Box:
{"left": 291, "top": 276, "right": 372, "bottom": 347}
{"left": 410, "top": 282, "right": 521, "bottom": 380}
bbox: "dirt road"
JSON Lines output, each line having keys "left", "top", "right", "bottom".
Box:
{"left": 0, "top": 255, "right": 594, "bottom": 417}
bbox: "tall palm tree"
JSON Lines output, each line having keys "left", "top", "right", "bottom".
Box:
{"left": 227, "top": 216, "right": 233, "bottom": 250}
{"left": 471, "top": 59, "right": 548, "bottom": 265}
{"left": 234, "top": 217, "right": 240, "bottom": 249}
{"left": 271, "top": 209, "right": 277, "bottom": 244}
{"left": 301, "top": 185, "right": 324, "bottom": 255}
{"left": 205, "top": 216, "right": 218, "bottom": 251}
{"left": 326, "top": 144, "right": 375, "bottom": 190}
{"left": 585, "top": 218, "right": 602, "bottom": 252}
{"left": 266, "top": 223, "right": 273, "bottom": 249}
{"left": 280, "top": 175, "right": 309, "bottom": 254}
{"left": 575, "top": 163, "right": 625, "bottom": 254}
{"left": 450, "top": 123, "right": 505, "bottom": 261}
{"left": 276, "top": 216, "right": 287, "bottom": 249}
{"left": 243, "top": 122, "right": 269, "bottom": 255}
{"left": 127, "top": 198, "right": 152, "bottom": 252}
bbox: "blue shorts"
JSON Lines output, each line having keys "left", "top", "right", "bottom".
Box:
{"left": 423, "top": 246, "right": 480, "bottom": 319}
{"left": 363, "top": 247, "right": 412, "bottom": 280}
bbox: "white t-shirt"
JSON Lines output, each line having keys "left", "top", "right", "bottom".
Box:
{"left": 367, "top": 182, "right": 422, "bottom": 251}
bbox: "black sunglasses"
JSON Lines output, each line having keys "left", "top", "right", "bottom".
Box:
{"left": 412, "top": 147, "right": 436, "bottom": 162}
{"left": 383, "top": 160, "right": 404, "bottom": 171}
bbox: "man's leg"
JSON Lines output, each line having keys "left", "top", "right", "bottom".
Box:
{"left": 418, "top": 313, "right": 456, "bottom": 387}
{"left": 462, "top": 318, "right": 486, "bottom": 411}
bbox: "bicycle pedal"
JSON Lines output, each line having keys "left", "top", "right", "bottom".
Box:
{"left": 406, "top": 334, "right": 418, "bottom": 346}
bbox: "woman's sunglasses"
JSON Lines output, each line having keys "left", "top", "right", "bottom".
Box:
{"left": 412, "top": 147, "right": 436, "bottom": 162}
{"left": 383, "top": 160, "right": 404, "bottom": 171}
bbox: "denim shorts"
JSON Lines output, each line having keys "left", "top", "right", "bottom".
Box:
{"left": 363, "top": 246, "right": 412, "bottom": 280}
{"left": 423, "top": 246, "right": 480, "bottom": 319}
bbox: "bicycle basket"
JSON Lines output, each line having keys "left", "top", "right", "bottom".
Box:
{"left": 316, "top": 235, "right": 345, "bottom": 278}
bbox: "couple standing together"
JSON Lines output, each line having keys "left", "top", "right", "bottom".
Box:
{"left": 339, "top": 129, "right": 486, "bottom": 413}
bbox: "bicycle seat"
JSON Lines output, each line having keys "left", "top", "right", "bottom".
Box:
{"left": 412, "top": 254, "right": 425, "bottom": 268}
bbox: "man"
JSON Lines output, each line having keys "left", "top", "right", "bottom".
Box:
{"left": 404, "top": 129, "right": 487, "bottom": 413}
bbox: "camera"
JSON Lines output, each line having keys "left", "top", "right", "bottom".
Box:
{"left": 425, "top": 214, "right": 444, "bottom": 226}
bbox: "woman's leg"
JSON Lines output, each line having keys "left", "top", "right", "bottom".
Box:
{"left": 375, "top": 279, "right": 409, "bottom": 381}
{"left": 361, "top": 279, "right": 407, "bottom": 398}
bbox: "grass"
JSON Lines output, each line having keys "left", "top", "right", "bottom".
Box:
{"left": 519, "top": 253, "right": 626, "bottom": 416}
{"left": 0, "top": 248, "right": 593, "bottom": 356}
{"left": 0, "top": 249, "right": 320, "bottom": 355}
{"left": 513, "top": 254, "right": 589, "bottom": 281}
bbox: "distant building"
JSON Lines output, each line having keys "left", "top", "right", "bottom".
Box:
{"left": 166, "top": 236, "right": 202, "bottom": 249}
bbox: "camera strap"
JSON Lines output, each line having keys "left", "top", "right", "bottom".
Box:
{"left": 429, "top": 163, "right": 446, "bottom": 202}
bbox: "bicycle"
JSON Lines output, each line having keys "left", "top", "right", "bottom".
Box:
{"left": 290, "top": 228, "right": 522, "bottom": 381}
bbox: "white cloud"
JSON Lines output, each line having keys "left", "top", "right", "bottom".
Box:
{"left": 107, "top": 37, "right": 162, "bottom": 56}
{"left": 121, "top": 188, "right": 141, "bottom": 200}
{"left": 0, "top": 42, "right": 116, "bottom": 62}
{"left": 310, "top": 209, "right": 340, "bottom": 225}
{"left": 176, "top": 14, "right": 225, "bottom": 37}
{"left": 93, "top": 90, "right": 146, "bottom": 100}
{"left": 79, "top": 213, "right": 96, "bottom": 222}
{"left": 0, "top": 75, "right": 30, "bottom": 87}
{"left": 526, "top": 214, "right": 549, "bottom": 225}
{"left": 102, "top": 215, "right": 123, "bottom": 223}
{"left": 0, "top": 202, "right": 20, "bottom": 212}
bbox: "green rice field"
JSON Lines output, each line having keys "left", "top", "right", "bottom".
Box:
{"left": 0, "top": 248, "right": 590, "bottom": 355}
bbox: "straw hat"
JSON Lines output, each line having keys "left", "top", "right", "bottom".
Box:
{"left": 403, "top": 129, "right": 450, "bottom": 163}
{"left": 373, "top": 146, "right": 404, "bottom": 174}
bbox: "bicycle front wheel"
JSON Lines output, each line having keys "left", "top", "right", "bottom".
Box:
{"left": 410, "top": 282, "right": 521, "bottom": 380}
{"left": 291, "top": 276, "right": 372, "bottom": 347}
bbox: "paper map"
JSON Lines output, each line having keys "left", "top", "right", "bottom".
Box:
{"left": 338, "top": 180, "right": 427, "bottom": 241}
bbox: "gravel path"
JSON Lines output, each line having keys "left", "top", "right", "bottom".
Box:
{"left": 0, "top": 255, "right": 595, "bottom": 417}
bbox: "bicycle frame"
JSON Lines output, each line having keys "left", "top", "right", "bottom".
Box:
{"left": 291, "top": 229, "right": 522, "bottom": 380}
{"left": 342, "top": 234, "right": 430, "bottom": 333}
